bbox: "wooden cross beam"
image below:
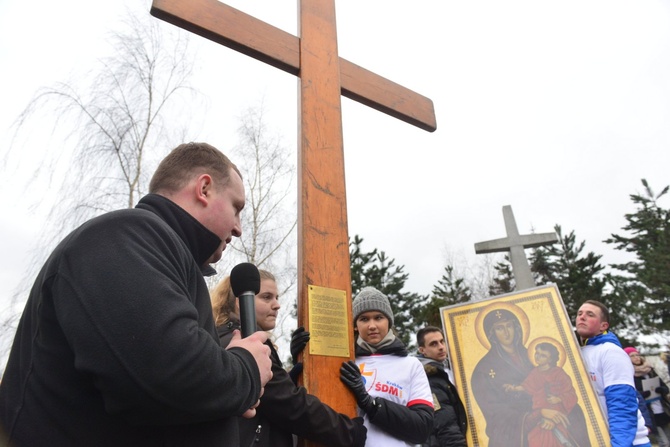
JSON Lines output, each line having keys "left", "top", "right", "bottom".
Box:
{"left": 150, "top": 0, "right": 436, "bottom": 132}
{"left": 475, "top": 205, "right": 557, "bottom": 290}
{"left": 150, "top": 0, "right": 436, "bottom": 427}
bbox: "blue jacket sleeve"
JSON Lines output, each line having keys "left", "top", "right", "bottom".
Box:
{"left": 604, "top": 383, "right": 638, "bottom": 447}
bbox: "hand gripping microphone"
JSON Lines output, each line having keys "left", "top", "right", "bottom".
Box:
{"left": 230, "top": 262, "right": 261, "bottom": 337}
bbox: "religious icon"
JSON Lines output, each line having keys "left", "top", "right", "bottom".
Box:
{"left": 504, "top": 337, "right": 590, "bottom": 447}
{"left": 440, "top": 284, "right": 610, "bottom": 447}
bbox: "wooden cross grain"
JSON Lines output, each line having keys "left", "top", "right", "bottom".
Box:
{"left": 475, "top": 205, "right": 558, "bottom": 290}
{"left": 150, "top": 0, "right": 436, "bottom": 428}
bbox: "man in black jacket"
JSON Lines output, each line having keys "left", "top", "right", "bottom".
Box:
{"left": 417, "top": 326, "right": 468, "bottom": 447}
{"left": 0, "top": 142, "right": 272, "bottom": 446}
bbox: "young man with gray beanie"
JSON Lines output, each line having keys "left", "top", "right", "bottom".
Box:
{"left": 339, "top": 286, "right": 434, "bottom": 446}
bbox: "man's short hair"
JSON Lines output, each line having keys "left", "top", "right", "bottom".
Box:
{"left": 149, "top": 142, "right": 242, "bottom": 194}
{"left": 582, "top": 299, "right": 610, "bottom": 324}
{"left": 417, "top": 326, "right": 443, "bottom": 347}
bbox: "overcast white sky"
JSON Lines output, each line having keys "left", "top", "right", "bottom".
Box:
{"left": 2, "top": 0, "right": 670, "bottom": 336}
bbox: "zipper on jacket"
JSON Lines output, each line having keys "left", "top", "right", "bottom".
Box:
{"left": 249, "top": 424, "right": 262, "bottom": 446}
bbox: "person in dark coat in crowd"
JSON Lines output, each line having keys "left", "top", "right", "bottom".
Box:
{"left": 416, "top": 326, "right": 467, "bottom": 447}
{"left": 625, "top": 346, "right": 670, "bottom": 447}
{"left": 637, "top": 390, "right": 655, "bottom": 437}
{"left": 662, "top": 350, "right": 670, "bottom": 376}
{"left": 212, "top": 270, "right": 367, "bottom": 447}
{"left": 0, "top": 142, "right": 272, "bottom": 447}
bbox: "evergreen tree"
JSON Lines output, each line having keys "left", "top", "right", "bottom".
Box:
{"left": 604, "top": 179, "right": 670, "bottom": 334}
{"left": 349, "top": 235, "right": 380, "bottom": 297}
{"left": 601, "top": 275, "right": 642, "bottom": 346}
{"left": 4, "top": 11, "right": 196, "bottom": 364}
{"left": 532, "top": 225, "right": 606, "bottom": 321}
{"left": 489, "top": 255, "right": 515, "bottom": 296}
{"left": 486, "top": 226, "right": 606, "bottom": 326}
{"left": 394, "top": 291, "right": 429, "bottom": 349}
{"left": 432, "top": 265, "right": 473, "bottom": 305}
{"left": 529, "top": 243, "right": 553, "bottom": 286}
{"left": 416, "top": 265, "right": 472, "bottom": 329}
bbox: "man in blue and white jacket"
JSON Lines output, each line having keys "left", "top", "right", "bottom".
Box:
{"left": 575, "top": 300, "right": 650, "bottom": 447}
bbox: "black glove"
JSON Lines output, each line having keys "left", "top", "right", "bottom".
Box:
{"left": 655, "top": 386, "right": 669, "bottom": 395}
{"left": 643, "top": 390, "right": 651, "bottom": 398}
{"left": 340, "top": 360, "right": 377, "bottom": 415}
{"left": 351, "top": 416, "right": 367, "bottom": 447}
{"left": 290, "top": 326, "right": 310, "bottom": 365}
{"left": 288, "top": 362, "right": 303, "bottom": 385}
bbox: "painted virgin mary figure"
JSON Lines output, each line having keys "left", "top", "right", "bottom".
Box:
{"left": 471, "top": 306, "right": 534, "bottom": 446}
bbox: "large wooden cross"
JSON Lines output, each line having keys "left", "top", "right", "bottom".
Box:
{"left": 150, "top": 0, "right": 436, "bottom": 427}
{"left": 474, "top": 205, "right": 558, "bottom": 290}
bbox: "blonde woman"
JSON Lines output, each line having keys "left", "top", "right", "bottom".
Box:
{"left": 212, "top": 270, "right": 366, "bottom": 447}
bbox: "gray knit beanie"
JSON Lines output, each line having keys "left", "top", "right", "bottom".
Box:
{"left": 352, "top": 286, "right": 394, "bottom": 327}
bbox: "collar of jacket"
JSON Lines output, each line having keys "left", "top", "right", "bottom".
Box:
{"left": 582, "top": 330, "right": 622, "bottom": 348}
{"left": 217, "top": 318, "right": 241, "bottom": 338}
{"left": 136, "top": 193, "right": 221, "bottom": 276}
{"left": 416, "top": 354, "right": 446, "bottom": 375}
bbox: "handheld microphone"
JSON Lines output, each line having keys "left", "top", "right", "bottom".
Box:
{"left": 230, "top": 262, "right": 261, "bottom": 337}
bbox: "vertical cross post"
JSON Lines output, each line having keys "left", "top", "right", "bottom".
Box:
{"left": 296, "top": 0, "right": 351, "bottom": 413}
{"left": 150, "top": 0, "right": 436, "bottom": 426}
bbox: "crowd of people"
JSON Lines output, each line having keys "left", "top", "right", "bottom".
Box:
{"left": 0, "top": 141, "right": 668, "bottom": 446}
{"left": 624, "top": 346, "right": 670, "bottom": 447}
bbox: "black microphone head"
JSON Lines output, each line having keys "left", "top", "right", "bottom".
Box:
{"left": 230, "top": 262, "right": 261, "bottom": 296}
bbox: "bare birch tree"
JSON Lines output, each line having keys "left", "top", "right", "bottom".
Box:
{"left": 209, "top": 102, "right": 298, "bottom": 356}
{"left": 13, "top": 12, "right": 195, "bottom": 230}
{"left": 230, "top": 104, "right": 297, "bottom": 272}
{"left": 2, "top": 10, "right": 197, "bottom": 365}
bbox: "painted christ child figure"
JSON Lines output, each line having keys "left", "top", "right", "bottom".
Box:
{"left": 504, "top": 342, "right": 589, "bottom": 447}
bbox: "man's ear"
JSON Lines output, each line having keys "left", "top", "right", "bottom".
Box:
{"left": 195, "top": 174, "right": 213, "bottom": 205}
{"left": 600, "top": 320, "right": 610, "bottom": 333}
{"left": 418, "top": 346, "right": 425, "bottom": 354}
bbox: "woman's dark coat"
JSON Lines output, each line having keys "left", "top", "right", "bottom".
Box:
{"left": 218, "top": 321, "right": 365, "bottom": 447}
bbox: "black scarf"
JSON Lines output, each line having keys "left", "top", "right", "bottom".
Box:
{"left": 355, "top": 335, "right": 409, "bottom": 357}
